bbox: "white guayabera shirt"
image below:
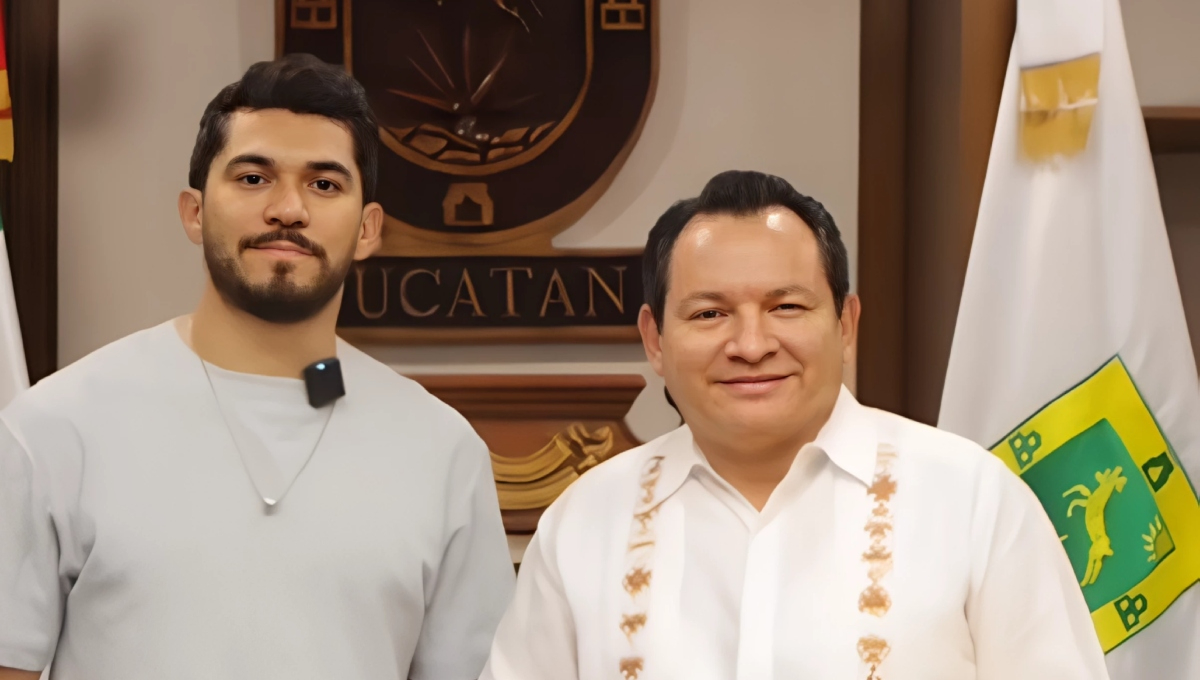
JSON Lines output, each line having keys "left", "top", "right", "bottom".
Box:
{"left": 0, "top": 321, "right": 514, "bottom": 680}
{"left": 483, "top": 387, "right": 1110, "bottom": 680}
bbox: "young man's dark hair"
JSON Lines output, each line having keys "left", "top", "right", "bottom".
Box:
{"left": 188, "top": 53, "right": 380, "bottom": 202}
{"left": 641, "top": 170, "right": 851, "bottom": 330}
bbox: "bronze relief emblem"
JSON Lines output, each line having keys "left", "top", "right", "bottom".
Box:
{"left": 278, "top": 0, "right": 657, "bottom": 342}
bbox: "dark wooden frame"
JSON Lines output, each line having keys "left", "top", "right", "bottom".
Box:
{"left": 856, "top": 0, "right": 910, "bottom": 415}
{"left": 0, "top": 0, "right": 58, "bottom": 384}
{"left": 340, "top": 324, "right": 640, "bottom": 346}
{"left": 1144, "top": 107, "right": 1200, "bottom": 154}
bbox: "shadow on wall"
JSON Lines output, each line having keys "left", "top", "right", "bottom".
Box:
{"left": 59, "top": 13, "right": 125, "bottom": 132}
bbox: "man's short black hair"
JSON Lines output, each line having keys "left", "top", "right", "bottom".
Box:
{"left": 642, "top": 170, "right": 850, "bottom": 329}
{"left": 188, "top": 53, "right": 380, "bottom": 202}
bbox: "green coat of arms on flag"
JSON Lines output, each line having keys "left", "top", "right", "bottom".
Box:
{"left": 992, "top": 357, "right": 1200, "bottom": 651}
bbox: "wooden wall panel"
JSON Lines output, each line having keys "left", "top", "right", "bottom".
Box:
{"left": 858, "top": 0, "right": 1014, "bottom": 423}
{"left": 856, "top": 0, "right": 910, "bottom": 414}
{"left": 904, "top": 0, "right": 966, "bottom": 425}
{"left": 960, "top": 0, "right": 1016, "bottom": 236}
{"left": 1145, "top": 107, "right": 1200, "bottom": 154}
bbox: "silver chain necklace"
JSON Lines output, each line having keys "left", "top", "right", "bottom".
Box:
{"left": 200, "top": 358, "right": 335, "bottom": 506}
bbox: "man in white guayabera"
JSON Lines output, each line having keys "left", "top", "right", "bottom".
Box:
{"left": 482, "top": 170, "right": 1109, "bottom": 680}
{"left": 0, "top": 54, "right": 513, "bottom": 680}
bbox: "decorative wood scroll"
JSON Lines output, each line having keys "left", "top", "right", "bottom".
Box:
{"left": 414, "top": 373, "right": 645, "bottom": 533}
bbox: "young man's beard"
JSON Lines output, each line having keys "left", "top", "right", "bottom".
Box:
{"left": 204, "top": 229, "right": 353, "bottom": 324}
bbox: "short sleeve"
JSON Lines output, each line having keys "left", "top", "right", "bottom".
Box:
{"left": 407, "top": 430, "right": 516, "bottom": 680}
{"left": 0, "top": 419, "right": 65, "bottom": 671}
{"left": 481, "top": 501, "right": 579, "bottom": 680}
{"left": 967, "top": 458, "right": 1110, "bottom": 680}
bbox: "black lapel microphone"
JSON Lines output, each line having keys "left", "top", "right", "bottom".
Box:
{"left": 303, "top": 358, "right": 345, "bottom": 408}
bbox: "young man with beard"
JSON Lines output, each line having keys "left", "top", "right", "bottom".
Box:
{"left": 482, "top": 171, "right": 1108, "bottom": 680}
{"left": 0, "top": 54, "right": 514, "bottom": 680}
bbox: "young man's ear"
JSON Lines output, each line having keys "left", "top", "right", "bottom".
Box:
{"left": 179, "top": 189, "right": 204, "bottom": 246}
{"left": 354, "top": 202, "right": 384, "bottom": 261}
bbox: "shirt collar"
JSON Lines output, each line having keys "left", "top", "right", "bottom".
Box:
{"left": 810, "top": 385, "right": 878, "bottom": 487}
{"left": 648, "top": 385, "right": 878, "bottom": 506}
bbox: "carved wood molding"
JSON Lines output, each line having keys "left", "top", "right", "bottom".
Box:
{"left": 414, "top": 374, "right": 646, "bottom": 533}
{"left": 415, "top": 373, "right": 646, "bottom": 419}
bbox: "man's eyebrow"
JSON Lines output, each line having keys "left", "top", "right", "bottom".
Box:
{"left": 224, "top": 156, "right": 355, "bottom": 185}
{"left": 677, "top": 291, "right": 728, "bottom": 308}
{"left": 308, "top": 160, "right": 355, "bottom": 183}
{"left": 765, "top": 284, "right": 815, "bottom": 298}
{"left": 226, "top": 154, "right": 274, "bottom": 170}
{"left": 675, "top": 286, "right": 815, "bottom": 311}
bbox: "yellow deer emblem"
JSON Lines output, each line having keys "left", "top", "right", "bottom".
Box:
{"left": 1062, "top": 467, "right": 1128, "bottom": 587}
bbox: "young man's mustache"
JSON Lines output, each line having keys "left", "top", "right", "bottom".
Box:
{"left": 239, "top": 229, "right": 327, "bottom": 259}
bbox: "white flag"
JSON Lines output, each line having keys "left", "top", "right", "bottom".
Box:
{"left": 0, "top": 218, "right": 27, "bottom": 408}
{"left": 939, "top": 0, "right": 1200, "bottom": 677}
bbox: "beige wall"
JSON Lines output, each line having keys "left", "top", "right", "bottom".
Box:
{"left": 58, "top": 0, "right": 861, "bottom": 441}
{"left": 1125, "top": 0, "right": 1200, "bottom": 106}
{"left": 1155, "top": 155, "right": 1200, "bottom": 365}
{"left": 59, "top": 0, "right": 275, "bottom": 363}
{"left": 1126, "top": 0, "right": 1200, "bottom": 367}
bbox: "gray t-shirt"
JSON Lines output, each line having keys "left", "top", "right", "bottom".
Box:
{"left": 0, "top": 321, "right": 515, "bottom": 679}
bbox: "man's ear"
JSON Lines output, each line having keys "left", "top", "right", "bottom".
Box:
{"left": 354, "top": 202, "right": 384, "bottom": 261}
{"left": 179, "top": 189, "right": 204, "bottom": 246}
{"left": 638, "top": 304, "right": 665, "bottom": 377}
{"left": 840, "top": 293, "right": 862, "bottom": 366}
